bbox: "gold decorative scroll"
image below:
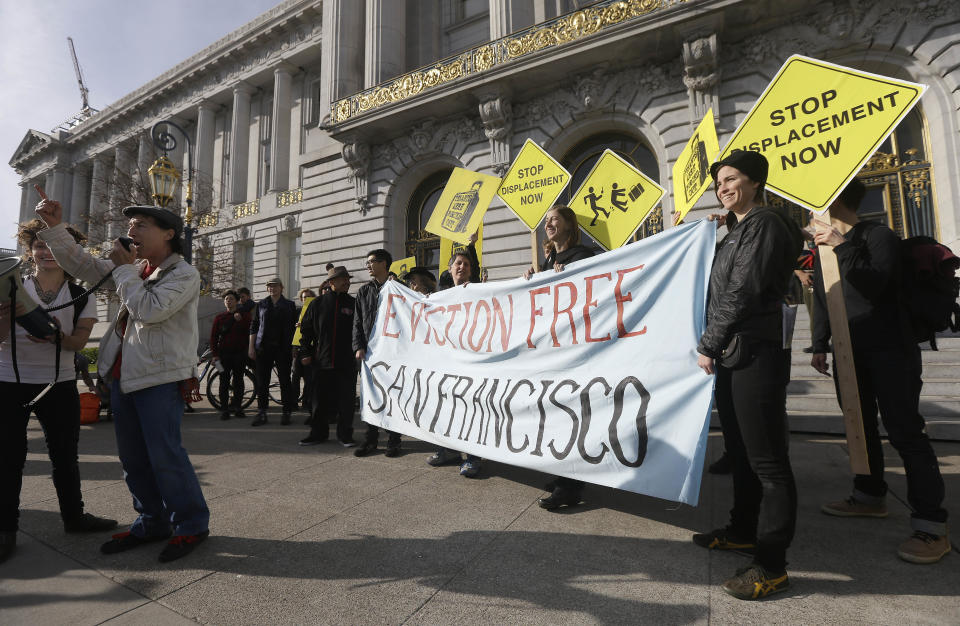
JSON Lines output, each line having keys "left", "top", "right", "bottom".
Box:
{"left": 277, "top": 187, "right": 303, "bottom": 208}
{"left": 233, "top": 199, "right": 260, "bottom": 219}
{"left": 331, "top": 0, "right": 682, "bottom": 124}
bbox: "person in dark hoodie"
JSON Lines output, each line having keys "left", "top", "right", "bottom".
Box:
{"left": 247, "top": 278, "right": 298, "bottom": 426}
{"left": 811, "top": 178, "right": 949, "bottom": 564}
{"left": 353, "top": 248, "right": 404, "bottom": 457}
{"left": 521, "top": 205, "right": 595, "bottom": 510}
{"left": 691, "top": 150, "right": 801, "bottom": 601}
{"left": 298, "top": 266, "right": 357, "bottom": 447}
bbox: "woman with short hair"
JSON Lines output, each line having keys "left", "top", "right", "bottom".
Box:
{"left": 692, "top": 150, "right": 802, "bottom": 601}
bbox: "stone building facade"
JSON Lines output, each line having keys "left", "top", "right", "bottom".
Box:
{"left": 9, "top": 0, "right": 960, "bottom": 310}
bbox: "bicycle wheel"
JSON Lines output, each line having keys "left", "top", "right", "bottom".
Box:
{"left": 206, "top": 371, "right": 223, "bottom": 410}
{"left": 241, "top": 368, "right": 257, "bottom": 409}
{"left": 269, "top": 365, "right": 283, "bottom": 406}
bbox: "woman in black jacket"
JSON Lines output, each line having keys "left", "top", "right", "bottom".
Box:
{"left": 692, "top": 151, "right": 801, "bottom": 601}
{"left": 522, "top": 205, "right": 594, "bottom": 510}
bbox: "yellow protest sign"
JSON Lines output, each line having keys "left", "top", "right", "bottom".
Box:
{"left": 292, "top": 296, "right": 314, "bottom": 347}
{"left": 440, "top": 224, "right": 483, "bottom": 274}
{"left": 424, "top": 167, "right": 500, "bottom": 244}
{"left": 390, "top": 256, "right": 416, "bottom": 278}
{"left": 496, "top": 139, "right": 571, "bottom": 230}
{"left": 722, "top": 55, "right": 925, "bottom": 213}
{"left": 569, "top": 150, "right": 665, "bottom": 251}
{"left": 672, "top": 108, "right": 720, "bottom": 222}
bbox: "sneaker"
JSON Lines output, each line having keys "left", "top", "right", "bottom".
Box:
{"left": 384, "top": 445, "right": 401, "bottom": 458}
{"left": 220, "top": 411, "right": 231, "bottom": 421}
{"left": 299, "top": 435, "right": 327, "bottom": 446}
{"left": 63, "top": 512, "right": 118, "bottom": 534}
{"left": 0, "top": 531, "right": 15, "bottom": 564}
{"left": 158, "top": 531, "right": 209, "bottom": 563}
{"left": 821, "top": 496, "right": 887, "bottom": 518}
{"left": 708, "top": 453, "right": 733, "bottom": 475}
{"left": 459, "top": 459, "right": 480, "bottom": 478}
{"left": 281, "top": 412, "right": 292, "bottom": 425}
{"left": 354, "top": 442, "right": 377, "bottom": 457}
{"left": 234, "top": 409, "right": 245, "bottom": 418}
{"left": 100, "top": 530, "right": 171, "bottom": 554}
{"left": 722, "top": 564, "right": 789, "bottom": 600}
{"left": 251, "top": 412, "right": 267, "bottom": 427}
{"left": 339, "top": 439, "right": 356, "bottom": 448}
{"left": 897, "top": 531, "right": 951, "bottom": 564}
{"left": 692, "top": 527, "right": 756, "bottom": 553}
{"left": 427, "top": 450, "right": 462, "bottom": 467}
{"left": 538, "top": 486, "right": 582, "bottom": 510}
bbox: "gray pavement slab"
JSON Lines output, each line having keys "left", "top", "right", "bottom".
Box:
{"left": 1, "top": 405, "right": 958, "bottom": 625}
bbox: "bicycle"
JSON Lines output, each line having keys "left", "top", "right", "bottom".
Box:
{"left": 197, "top": 348, "right": 282, "bottom": 410}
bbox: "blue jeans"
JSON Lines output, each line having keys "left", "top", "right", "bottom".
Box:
{"left": 111, "top": 381, "right": 209, "bottom": 537}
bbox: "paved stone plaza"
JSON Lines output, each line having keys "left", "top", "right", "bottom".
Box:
{"left": 1, "top": 402, "right": 957, "bottom": 624}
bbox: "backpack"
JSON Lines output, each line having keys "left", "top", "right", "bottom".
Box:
{"left": 899, "top": 235, "right": 960, "bottom": 349}
{"left": 856, "top": 221, "right": 960, "bottom": 349}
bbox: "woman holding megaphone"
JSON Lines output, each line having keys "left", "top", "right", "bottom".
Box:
{"left": 0, "top": 219, "right": 117, "bottom": 564}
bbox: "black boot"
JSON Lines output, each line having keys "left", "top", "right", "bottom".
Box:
{"left": 538, "top": 486, "right": 582, "bottom": 511}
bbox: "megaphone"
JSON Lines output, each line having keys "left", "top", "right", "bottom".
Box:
{"left": 0, "top": 256, "right": 59, "bottom": 339}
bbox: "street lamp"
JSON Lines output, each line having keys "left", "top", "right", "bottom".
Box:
{"left": 148, "top": 121, "right": 195, "bottom": 263}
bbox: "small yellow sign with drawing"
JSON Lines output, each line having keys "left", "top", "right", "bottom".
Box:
{"left": 424, "top": 167, "right": 501, "bottom": 245}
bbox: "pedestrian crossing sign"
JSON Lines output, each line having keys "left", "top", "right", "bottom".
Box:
{"left": 568, "top": 150, "right": 665, "bottom": 251}
{"left": 497, "top": 139, "right": 571, "bottom": 230}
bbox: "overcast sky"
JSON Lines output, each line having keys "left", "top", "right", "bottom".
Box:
{"left": 0, "top": 0, "right": 284, "bottom": 250}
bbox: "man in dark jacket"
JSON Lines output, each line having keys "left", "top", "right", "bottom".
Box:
{"left": 247, "top": 277, "right": 297, "bottom": 425}
{"left": 210, "top": 290, "right": 251, "bottom": 420}
{"left": 353, "top": 248, "right": 403, "bottom": 457}
{"left": 812, "top": 178, "right": 949, "bottom": 564}
{"left": 298, "top": 266, "right": 357, "bottom": 446}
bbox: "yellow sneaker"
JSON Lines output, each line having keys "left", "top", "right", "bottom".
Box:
{"left": 722, "top": 565, "right": 789, "bottom": 600}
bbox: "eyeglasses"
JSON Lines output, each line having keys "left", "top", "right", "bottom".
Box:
{"left": 365, "top": 259, "right": 385, "bottom": 267}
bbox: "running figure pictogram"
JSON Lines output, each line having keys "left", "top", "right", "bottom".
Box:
{"left": 584, "top": 186, "right": 609, "bottom": 226}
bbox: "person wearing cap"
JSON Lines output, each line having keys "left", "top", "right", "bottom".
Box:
{"left": 248, "top": 277, "right": 297, "bottom": 426}
{"left": 353, "top": 248, "right": 403, "bottom": 458}
{"left": 34, "top": 199, "right": 210, "bottom": 563}
{"left": 298, "top": 266, "right": 357, "bottom": 446}
{"left": 690, "top": 150, "right": 802, "bottom": 600}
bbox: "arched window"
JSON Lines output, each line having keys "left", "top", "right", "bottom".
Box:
{"left": 405, "top": 169, "right": 452, "bottom": 268}
{"left": 559, "top": 133, "right": 663, "bottom": 242}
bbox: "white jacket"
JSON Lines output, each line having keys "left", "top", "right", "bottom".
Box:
{"left": 38, "top": 224, "right": 199, "bottom": 393}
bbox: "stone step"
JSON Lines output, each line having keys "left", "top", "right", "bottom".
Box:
{"left": 788, "top": 350, "right": 960, "bottom": 366}
{"left": 787, "top": 377, "right": 960, "bottom": 396}
{"left": 785, "top": 393, "right": 960, "bottom": 417}
{"left": 710, "top": 411, "right": 960, "bottom": 441}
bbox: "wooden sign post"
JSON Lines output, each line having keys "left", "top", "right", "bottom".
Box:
{"left": 813, "top": 210, "right": 869, "bottom": 474}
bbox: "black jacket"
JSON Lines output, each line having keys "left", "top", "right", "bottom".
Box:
{"left": 249, "top": 295, "right": 297, "bottom": 350}
{"left": 540, "top": 244, "right": 595, "bottom": 271}
{"left": 352, "top": 278, "right": 387, "bottom": 353}
{"left": 299, "top": 290, "right": 356, "bottom": 370}
{"left": 812, "top": 220, "right": 911, "bottom": 353}
{"left": 698, "top": 207, "right": 801, "bottom": 358}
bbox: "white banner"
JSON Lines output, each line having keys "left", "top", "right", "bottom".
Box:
{"left": 360, "top": 220, "right": 717, "bottom": 505}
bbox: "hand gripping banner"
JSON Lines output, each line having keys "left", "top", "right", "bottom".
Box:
{"left": 361, "top": 220, "right": 717, "bottom": 505}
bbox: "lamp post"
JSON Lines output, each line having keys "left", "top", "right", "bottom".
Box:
{"left": 148, "top": 121, "right": 195, "bottom": 263}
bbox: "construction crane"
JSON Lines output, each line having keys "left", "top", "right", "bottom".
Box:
{"left": 51, "top": 37, "right": 99, "bottom": 132}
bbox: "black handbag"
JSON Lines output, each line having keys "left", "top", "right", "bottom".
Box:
{"left": 719, "top": 333, "right": 753, "bottom": 370}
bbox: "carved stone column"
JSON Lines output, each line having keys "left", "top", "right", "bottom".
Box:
{"left": 682, "top": 33, "right": 720, "bottom": 127}
{"left": 320, "top": 0, "right": 365, "bottom": 123}
{"left": 68, "top": 164, "right": 90, "bottom": 231}
{"left": 341, "top": 139, "right": 371, "bottom": 213}
{"left": 195, "top": 101, "right": 218, "bottom": 209}
{"left": 365, "top": 0, "right": 405, "bottom": 87}
{"left": 489, "top": 0, "right": 534, "bottom": 39}
{"left": 229, "top": 81, "right": 256, "bottom": 204}
{"left": 270, "top": 64, "right": 295, "bottom": 192}
{"left": 137, "top": 131, "right": 155, "bottom": 190}
{"left": 477, "top": 87, "right": 513, "bottom": 175}
{"left": 88, "top": 156, "right": 108, "bottom": 242}
{"left": 18, "top": 182, "right": 30, "bottom": 225}
{"left": 109, "top": 143, "right": 134, "bottom": 238}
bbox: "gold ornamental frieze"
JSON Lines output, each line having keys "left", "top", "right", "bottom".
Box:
{"left": 331, "top": 0, "right": 682, "bottom": 124}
